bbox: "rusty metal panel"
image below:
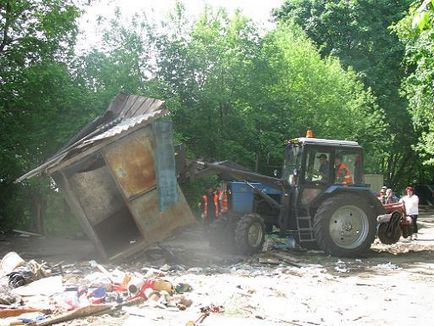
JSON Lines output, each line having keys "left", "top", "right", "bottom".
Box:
{"left": 129, "top": 190, "right": 160, "bottom": 235}
{"left": 129, "top": 185, "right": 196, "bottom": 245}
{"left": 103, "top": 129, "right": 156, "bottom": 199}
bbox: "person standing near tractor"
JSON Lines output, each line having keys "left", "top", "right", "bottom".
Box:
{"left": 399, "top": 186, "right": 419, "bottom": 239}
{"left": 216, "top": 185, "right": 228, "bottom": 214}
{"left": 201, "top": 187, "right": 219, "bottom": 226}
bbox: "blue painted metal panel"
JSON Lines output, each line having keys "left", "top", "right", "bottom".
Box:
{"left": 229, "top": 181, "right": 282, "bottom": 214}
{"left": 153, "top": 119, "right": 178, "bottom": 211}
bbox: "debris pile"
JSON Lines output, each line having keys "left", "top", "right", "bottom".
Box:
{"left": 0, "top": 252, "right": 197, "bottom": 325}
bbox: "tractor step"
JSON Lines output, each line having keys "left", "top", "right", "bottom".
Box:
{"left": 296, "top": 216, "right": 312, "bottom": 220}
{"left": 296, "top": 216, "right": 315, "bottom": 242}
{"left": 298, "top": 233, "right": 315, "bottom": 242}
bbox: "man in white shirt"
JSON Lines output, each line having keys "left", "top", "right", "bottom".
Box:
{"left": 399, "top": 186, "right": 419, "bottom": 239}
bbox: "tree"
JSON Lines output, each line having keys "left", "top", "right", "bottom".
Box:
{"left": 273, "top": 0, "right": 416, "bottom": 187}
{"left": 0, "top": 0, "right": 83, "bottom": 231}
{"left": 395, "top": 0, "right": 434, "bottom": 180}
{"left": 258, "top": 23, "right": 388, "bottom": 170}
{"left": 151, "top": 8, "right": 388, "bottom": 173}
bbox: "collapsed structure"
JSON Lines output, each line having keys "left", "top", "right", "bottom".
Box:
{"left": 17, "top": 94, "right": 196, "bottom": 262}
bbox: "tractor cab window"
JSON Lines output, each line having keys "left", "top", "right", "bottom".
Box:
{"left": 303, "top": 149, "right": 331, "bottom": 183}
{"left": 282, "top": 144, "right": 302, "bottom": 185}
{"left": 334, "top": 150, "right": 363, "bottom": 185}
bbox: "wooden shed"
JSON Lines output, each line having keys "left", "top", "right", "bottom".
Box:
{"left": 17, "top": 94, "right": 196, "bottom": 262}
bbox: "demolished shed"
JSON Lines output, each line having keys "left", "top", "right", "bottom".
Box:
{"left": 16, "top": 94, "right": 196, "bottom": 262}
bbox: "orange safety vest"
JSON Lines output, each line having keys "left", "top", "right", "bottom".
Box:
{"left": 336, "top": 163, "right": 353, "bottom": 184}
{"left": 219, "top": 191, "right": 228, "bottom": 213}
{"left": 201, "top": 192, "right": 219, "bottom": 218}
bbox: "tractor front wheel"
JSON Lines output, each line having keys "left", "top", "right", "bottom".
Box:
{"left": 234, "top": 214, "right": 265, "bottom": 255}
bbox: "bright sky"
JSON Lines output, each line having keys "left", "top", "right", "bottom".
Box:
{"left": 78, "top": 0, "right": 284, "bottom": 49}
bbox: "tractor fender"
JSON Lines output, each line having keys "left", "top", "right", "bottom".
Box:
{"left": 309, "top": 185, "right": 385, "bottom": 218}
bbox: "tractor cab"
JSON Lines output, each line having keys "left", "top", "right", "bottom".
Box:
{"left": 283, "top": 137, "right": 364, "bottom": 189}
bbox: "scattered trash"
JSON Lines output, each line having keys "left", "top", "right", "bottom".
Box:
{"left": 268, "top": 252, "right": 301, "bottom": 267}
{"left": 186, "top": 304, "right": 225, "bottom": 325}
{"left": 175, "top": 283, "right": 193, "bottom": 294}
{"left": 0, "top": 252, "right": 26, "bottom": 277}
{"left": 334, "top": 260, "right": 348, "bottom": 273}
{"left": 0, "top": 307, "right": 50, "bottom": 318}
{"left": 0, "top": 249, "right": 195, "bottom": 326}
{"left": 374, "top": 262, "right": 400, "bottom": 270}
{"left": 8, "top": 260, "right": 50, "bottom": 288}
{"left": 11, "top": 275, "right": 63, "bottom": 297}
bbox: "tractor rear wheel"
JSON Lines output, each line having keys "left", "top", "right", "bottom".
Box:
{"left": 313, "top": 193, "right": 376, "bottom": 257}
{"left": 234, "top": 214, "right": 265, "bottom": 255}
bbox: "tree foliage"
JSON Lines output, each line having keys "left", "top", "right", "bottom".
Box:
{"left": 0, "top": 0, "right": 84, "bottom": 229}
{"left": 395, "top": 0, "right": 434, "bottom": 170}
{"left": 273, "top": 0, "right": 417, "bottom": 187}
{"left": 138, "top": 8, "right": 387, "bottom": 173}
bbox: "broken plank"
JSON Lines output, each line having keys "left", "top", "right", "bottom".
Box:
{"left": 269, "top": 252, "right": 301, "bottom": 267}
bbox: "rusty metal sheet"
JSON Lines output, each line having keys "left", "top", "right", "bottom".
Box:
{"left": 83, "top": 112, "right": 164, "bottom": 144}
{"left": 104, "top": 130, "right": 156, "bottom": 198}
{"left": 128, "top": 185, "right": 196, "bottom": 245}
{"left": 129, "top": 190, "right": 160, "bottom": 234}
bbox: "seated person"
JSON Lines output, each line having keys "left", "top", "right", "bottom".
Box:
{"left": 335, "top": 155, "right": 353, "bottom": 184}
{"left": 377, "top": 186, "right": 386, "bottom": 203}
{"left": 317, "top": 154, "right": 329, "bottom": 181}
{"left": 385, "top": 188, "right": 398, "bottom": 204}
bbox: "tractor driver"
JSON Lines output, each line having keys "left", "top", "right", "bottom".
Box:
{"left": 317, "top": 154, "right": 329, "bottom": 181}
{"left": 335, "top": 155, "right": 353, "bottom": 185}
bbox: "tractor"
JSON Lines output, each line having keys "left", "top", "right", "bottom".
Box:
{"left": 177, "top": 133, "right": 385, "bottom": 257}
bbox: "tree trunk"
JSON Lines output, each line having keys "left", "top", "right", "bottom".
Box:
{"left": 31, "top": 192, "right": 46, "bottom": 235}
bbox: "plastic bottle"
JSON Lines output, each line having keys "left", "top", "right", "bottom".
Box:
{"left": 127, "top": 277, "right": 145, "bottom": 295}
{"left": 287, "top": 235, "right": 296, "bottom": 249}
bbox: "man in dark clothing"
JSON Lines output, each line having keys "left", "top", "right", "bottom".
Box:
{"left": 317, "top": 154, "right": 329, "bottom": 181}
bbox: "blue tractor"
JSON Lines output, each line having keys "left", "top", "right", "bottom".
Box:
{"left": 178, "top": 135, "right": 385, "bottom": 257}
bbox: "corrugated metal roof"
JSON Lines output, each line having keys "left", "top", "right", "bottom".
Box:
{"left": 84, "top": 111, "right": 167, "bottom": 144}
{"left": 16, "top": 94, "right": 168, "bottom": 182}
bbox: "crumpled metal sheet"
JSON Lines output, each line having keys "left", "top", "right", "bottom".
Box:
{"left": 84, "top": 111, "right": 167, "bottom": 144}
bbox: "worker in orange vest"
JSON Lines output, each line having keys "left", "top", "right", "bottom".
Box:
{"left": 335, "top": 155, "right": 353, "bottom": 184}
{"left": 216, "top": 185, "right": 228, "bottom": 214}
{"left": 201, "top": 187, "right": 219, "bottom": 225}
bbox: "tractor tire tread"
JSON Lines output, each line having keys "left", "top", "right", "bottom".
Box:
{"left": 234, "top": 213, "right": 265, "bottom": 255}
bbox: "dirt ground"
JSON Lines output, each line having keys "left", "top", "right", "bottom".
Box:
{"left": 1, "top": 207, "right": 434, "bottom": 325}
